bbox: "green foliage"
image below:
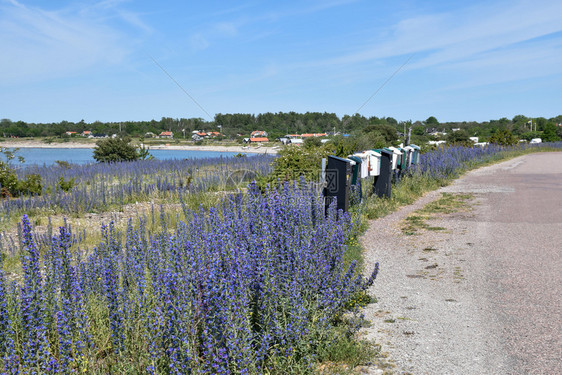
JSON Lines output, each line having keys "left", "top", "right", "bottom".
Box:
{"left": 0, "top": 148, "right": 42, "bottom": 198}
{"left": 323, "top": 133, "right": 388, "bottom": 158}
{"left": 542, "top": 123, "right": 561, "bottom": 142}
{"left": 489, "top": 129, "right": 518, "bottom": 146}
{"left": 412, "top": 125, "right": 426, "bottom": 136}
{"left": 425, "top": 116, "right": 439, "bottom": 126}
{"left": 303, "top": 136, "right": 323, "bottom": 149}
{"left": 93, "top": 137, "right": 140, "bottom": 163}
{"left": 0, "top": 164, "right": 18, "bottom": 197}
{"left": 0, "top": 164, "right": 42, "bottom": 198}
{"left": 54, "top": 160, "right": 71, "bottom": 169}
{"left": 520, "top": 131, "right": 541, "bottom": 141}
{"left": 58, "top": 176, "right": 76, "bottom": 192}
{"left": 363, "top": 123, "right": 399, "bottom": 145}
{"left": 269, "top": 146, "right": 330, "bottom": 183}
{"left": 137, "top": 143, "right": 154, "bottom": 160}
{"left": 446, "top": 129, "right": 471, "bottom": 146}
{"left": 324, "top": 136, "right": 358, "bottom": 157}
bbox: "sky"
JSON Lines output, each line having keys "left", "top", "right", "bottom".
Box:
{"left": 1, "top": 0, "right": 561, "bottom": 124}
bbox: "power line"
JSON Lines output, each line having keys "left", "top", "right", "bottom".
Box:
{"left": 147, "top": 54, "right": 213, "bottom": 121}
{"left": 353, "top": 53, "right": 414, "bottom": 115}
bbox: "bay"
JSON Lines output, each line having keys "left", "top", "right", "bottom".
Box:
{"left": 4, "top": 147, "right": 242, "bottom": 166}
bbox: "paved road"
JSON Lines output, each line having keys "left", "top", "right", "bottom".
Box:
{"left": 362, "top": 152, "right": 562, "bottom": 374}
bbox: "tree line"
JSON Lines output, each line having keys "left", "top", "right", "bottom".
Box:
{"left": 1, "top": 113, "right": 561, "bottom": 143}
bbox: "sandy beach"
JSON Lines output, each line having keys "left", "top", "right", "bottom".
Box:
{"left": 0, "top": 139, "right": 278, "bottom": 154}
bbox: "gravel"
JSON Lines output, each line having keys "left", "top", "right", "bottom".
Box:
{"left": 359, "top": 152, "right": 562, "bottom": 374}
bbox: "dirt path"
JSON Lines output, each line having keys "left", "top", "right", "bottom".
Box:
{"left": 360, "top": 152, "right": 562, "bottom": 374}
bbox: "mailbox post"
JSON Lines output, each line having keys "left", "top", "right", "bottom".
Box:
{"left": 373, "top": 149, "right": 393, "bottom": 198}
{"left": 324, "top": 155, "right": 353, "bottom": 213}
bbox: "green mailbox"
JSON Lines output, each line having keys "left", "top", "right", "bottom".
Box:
{"left": 409, "top": 144, "right": 421, "bottom": 164}
{"left": 347, "top": 155, "right": 362, "bottom": 186}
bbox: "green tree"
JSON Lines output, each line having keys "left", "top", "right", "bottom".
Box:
{"left": 362, "top": 124, "right": 399, "bottom": 145}
{"left": 424, "top": 116, "right": 439, "bottom": 127}
{"left": 520, "top": 131, "right": 541, "bottom": 141}
{"left": 303, "top": 137, "right": 322, "bottom": 149}
{"left": 0, "top": 148, "right": 42, "bottom": 198}
{"left": 93, "top": 137, "right": 140, "bottom": 163}
{"left": 269, "top": 146, "right": 330, "bottom": 183}
{"left": 542, "top": 123, "right": 560, "bottom": 142}
{"left": 412, "top": 125, "right": 425, "bottom": 136}
{"left": 489, "top": 129, "right": 518, "bottom": 146}
{"left": 446, "top": 129, "right": 471, "bottom": 145}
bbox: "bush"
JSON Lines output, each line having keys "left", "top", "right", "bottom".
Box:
{"left": 18, "top": 174, "right": 42, "bottom": 195}
{"left": 93, "top": 137, "right": 139, "bottom": 163}
{"left": 1, "top": 145, "right": 42, "bottom": 197}
{"left": 269, "top": 146, "right": 330, "bottom": 183}
{"left": 489, "top": 129, "right": 518, "bottom": 146}
{"left": 58, "top": 176, "right": 76, "bottom": 192}
{"left": 446, "top": 129, "right": 472, "bottom": 146}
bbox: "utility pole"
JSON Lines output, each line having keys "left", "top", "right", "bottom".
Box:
{"left": 406, "top": 127, "right": 411, "bottom": 146}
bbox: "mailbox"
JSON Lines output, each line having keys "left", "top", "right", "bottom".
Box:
{"left": 361, "top": 150, "right": 382, "bottom": 176}
{"left": 386, "top": 147, "right": 403, "bottom": 170}
{"left": 324, "top": 155, "right": 353, "bottom": 212}
{"left": 373, "top": 149, "right": 393, "bottom": 198}
{"left": 409, "top": 144, "right": 421, "bottom": 164}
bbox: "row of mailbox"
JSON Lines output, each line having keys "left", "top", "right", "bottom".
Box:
{"left": 323, "top": 145, "right": 422, "bottom": 213}
{"left": 345, "top": 145, "right": 421, "bottom": 182}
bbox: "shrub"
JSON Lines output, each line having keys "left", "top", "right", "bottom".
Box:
{"left": 489, "top": 129, "right": 518, "bottom": 146}
{"left": 58, "top": 176, "right": 75, "bottom": 192}
{"left": 93, "top": 137, "right": 140, "bottom": 163}
{"left": 269, "top": 146, "right": 330, "bottom": 183}
{"left": 0, "top": 162, "right": 42, "bottom": 198}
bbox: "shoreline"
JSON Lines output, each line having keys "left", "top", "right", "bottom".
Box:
{"left": 0, "top": 140, "right": 278, "bottom": 154}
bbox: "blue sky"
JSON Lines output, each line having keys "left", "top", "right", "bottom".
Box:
{"left": 1, "top": 0, "right": 561, "bottom": 124}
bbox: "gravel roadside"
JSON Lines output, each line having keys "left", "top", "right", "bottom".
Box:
{"left": 358, "top": 152, "right": 562, "bottom": 375}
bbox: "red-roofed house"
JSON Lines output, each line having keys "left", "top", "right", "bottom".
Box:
{"left": 159, "top": 131, "right": 173, "bottom": 139}
{"left": 192, "top": 132, "right": 208, "bottom": 141}
{"left": 251, "top": 130, "right": 268, "bottom": 137}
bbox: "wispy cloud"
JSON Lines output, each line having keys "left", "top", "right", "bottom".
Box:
{"left": 315, "top": 0, "right": 562, "bottom": 80}
{"left": 187, "top": 21, "right": 241, "bottom": 51}
{"left": 0, "top": 0, "right": 149, "bottom": 85}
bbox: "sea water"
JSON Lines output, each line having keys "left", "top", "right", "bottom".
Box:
{"left": 3, "top": 148, "right": 242, "bottom": 166}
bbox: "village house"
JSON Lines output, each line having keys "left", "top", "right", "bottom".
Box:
{"left": 159, "top": 131, "right": 173, "bottom": 139}
{"left": 192, "top": 131, "right": 208, "bottom": 141}
{"left": 250, "top": 130, "right": 268, "bottom": 138}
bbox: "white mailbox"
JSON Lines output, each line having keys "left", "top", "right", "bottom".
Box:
{"left": 386, "top": 147, "right": 403, "bottom": 170}
{"left": 360, "top": 150, "right": 382, "bottom": 176}
{"left": 351, "top": 153, "right": 370, "bottom": 178}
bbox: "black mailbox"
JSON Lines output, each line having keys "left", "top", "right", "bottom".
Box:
{"left": 373, "top": 149, "right": 393, "bottom": 198}
{"left": 324, "top": 155, "right": 352, "bottom": 213}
